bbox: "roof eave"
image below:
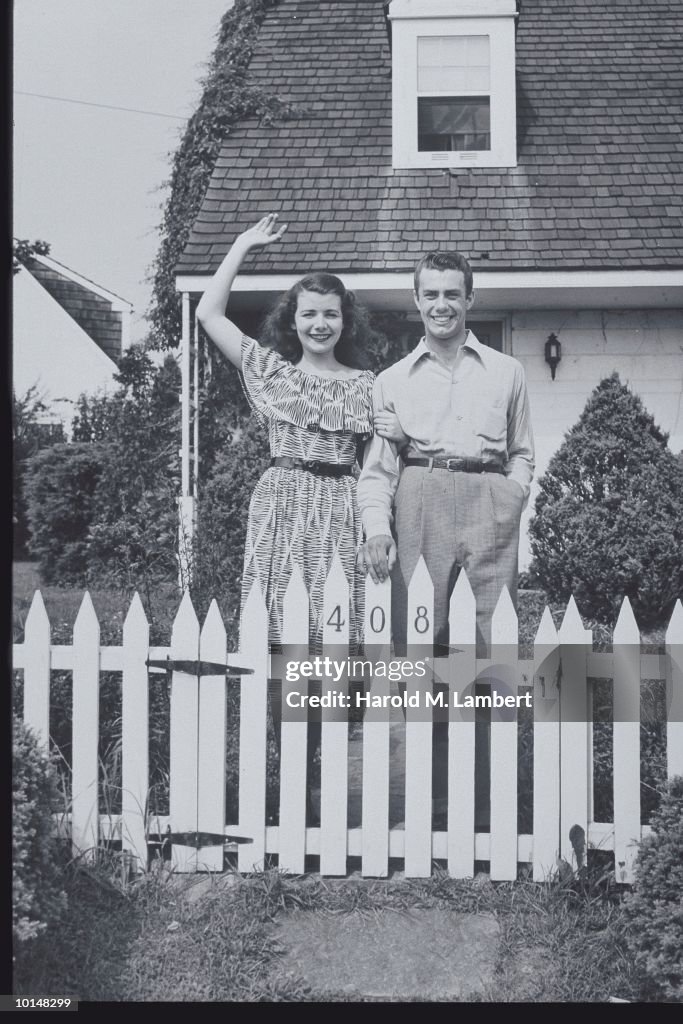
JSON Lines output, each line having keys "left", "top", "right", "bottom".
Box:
{"left": 175, "top": 268, "right": 683, "bottom": 311}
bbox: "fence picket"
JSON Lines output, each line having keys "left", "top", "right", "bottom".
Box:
{"left": 405, "top": 556, "right": 433, "bottom": 877}
{"left": 72, "top": 593, "right": 100, "bottom": 858}
{"left": 532, "top": 606, "right": 560, "bottom": 881}
{"left": 198, "top": 601, "right": 227, "bottom": 872}
{"left": 612, "top": 598, "right": 641, "bottom": 883}
{"left": 279, "top": 568, "right": 310, "bottom": 874}
{"left": 17, "top": 570, "right": 667, "bottom": 883}
{"left": 23, "top": 591, "right": 51, "bottom": 749}
{"left": 121, "top": 593, "right": 150, "bottom": 873}
{"left": 238, "top": 583, "right": 269, "bottom": 872}
{"left": 361, "top": 576, "right": 391, "bottom": 877}
{"left": 447, "top": 570, "right": 477, "bottom": 878}
{"left": 558, "top": 598, "right": 592, "bottom": 871}
{"left": 489, "top": 587, "right": 519, "bottom": 881}
{"left": 169, "top": 591, "right": 200, "bottom": 872}
{"left": 320, "top": 555, "right": 350, "bottom": 875}
{"left": 665, "top": 600, "right": 683, "bottom": 778}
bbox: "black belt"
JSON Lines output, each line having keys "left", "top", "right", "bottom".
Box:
{"left": 403, "top": 456, "right": 505, "bottom": 475}
{"left": 270, "top": 456, "right": 354, "bottom": 478}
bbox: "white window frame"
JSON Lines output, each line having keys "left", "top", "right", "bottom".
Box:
{"left": 465, "top": 313, "right": 512, "bottom": 355}
{"left": 390, "top": 0, "right": 518, "bottom": 169}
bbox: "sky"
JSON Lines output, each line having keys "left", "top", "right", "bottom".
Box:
{"left": 14, "top": 0, "right": 233, "bottom": 343}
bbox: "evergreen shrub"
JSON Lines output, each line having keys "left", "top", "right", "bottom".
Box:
{"left": 13, "top": 719, "right": 67, "bottom": 943}
{"left": 624, "top": 776, "right": 683, "bottom": 1001}
{"left": 529, "top": 373, "right": 683, "bottom": 627}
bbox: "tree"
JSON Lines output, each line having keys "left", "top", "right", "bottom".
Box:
{"left": 529, "top": 373, "right": 683, "bottom": 627}
{"left": 13, "top": 238, "right": 50, "bottom": 275}
{"left": 191, "top": 416, "right": 270, "bottom": 626}
{"left": 27, "top": 348, "right": 182, "bottom": 597}
{"left": 25, "top": 443, "right": 103, "bottom": 585}
{"left": 77, "top": 349, "right": 182, "bottom": 600}
{"left": 13, "top": 388, "right": 66, "bottom": 559}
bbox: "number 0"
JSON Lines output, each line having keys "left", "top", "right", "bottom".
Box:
{"left": 369, "top": 606, "right": 385, "bottom": 633}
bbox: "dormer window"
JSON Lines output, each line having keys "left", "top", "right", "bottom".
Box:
{"left": 417, "top": 35, "right": 491, "bottom": 152}
{"left": 390, "top": 0, "right": 517, "bottom": 169}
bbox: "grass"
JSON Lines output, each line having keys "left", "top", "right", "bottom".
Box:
{"left": 13, "top": 860, "right": 642, "bottom": 1002}
{"left": 12, "top": 562, "right": 183, "bottom": 646}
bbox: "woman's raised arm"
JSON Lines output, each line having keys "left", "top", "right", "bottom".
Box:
{"left": 196, "top": 213, "right": 287, "bottom": 369}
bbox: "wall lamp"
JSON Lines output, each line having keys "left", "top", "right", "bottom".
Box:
{"left": 544, "top": 333, "right": 562, "bottom": 380}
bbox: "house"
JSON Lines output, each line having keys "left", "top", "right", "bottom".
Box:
{"left": 13, "top": 253, "right": 132, "bottom": 433}
{"left": 174, "top": 0, "right": 683, "bottom": 568}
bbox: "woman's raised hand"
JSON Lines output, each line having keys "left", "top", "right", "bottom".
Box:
{"left": 237, "top": 213, "right": 287, "bottom": 249}
{"left": 197, "top": 213, "right": 286, "bottom": 371}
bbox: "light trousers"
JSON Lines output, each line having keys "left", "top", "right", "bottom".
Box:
{"left": 390, "top": 467, "right": 523, "bottom": 826}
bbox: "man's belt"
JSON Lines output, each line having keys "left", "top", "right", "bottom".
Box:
{"left": 402, "top": 456, "right": 505, "bottom": 475}
{"left": 270, "top": 456, "right": 354, "bottom": 478}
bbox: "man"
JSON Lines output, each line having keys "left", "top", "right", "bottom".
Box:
{"left": 359, "top": 250, "right": 534, "bottom": 657}
{"left": 358, "top": 251, "right": 534, "bottom": 826}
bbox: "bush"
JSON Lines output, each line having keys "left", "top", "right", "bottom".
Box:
{"left": 72, "top": 349, "right": 181, "bottom": 597}
{"left": 13, "top": 718, "right": 67, "bottom": 943}
{"left": 25, "top": 443, "right": 103, "bottom": 585}
{"left": 25, "top": 349, "right": 181, "bottom": 594}
{"left": 623, "top": 776, "right": 683, "bottom": 1001}
{"left": 191, "top": 417, "right": 270, "bottom": 626}
{"left": 13, "top": 388, "right": 66, "bottom": 559}
{"left": 529, "top": 373, "right": 683, "bottom": 627}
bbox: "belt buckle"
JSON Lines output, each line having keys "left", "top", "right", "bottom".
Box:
{"left": 302, "top": 459, "right": 320, "bottom": 475}
{"left": 445, "top": 458, "right": 461, "bottom": 472}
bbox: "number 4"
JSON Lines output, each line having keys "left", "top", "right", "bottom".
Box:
{"left": 326, "top": 605, "right": 345, "bottom": 632}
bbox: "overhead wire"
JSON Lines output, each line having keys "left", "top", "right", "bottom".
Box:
{"left": 15, "top": 89, "right": 187, "bottom": 121}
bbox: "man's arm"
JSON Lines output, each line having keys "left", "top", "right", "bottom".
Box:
{"left": 505, "top": 362, "right": 535, "bottom": 505}
{"left": 357, "top": 377, "right": 401, "bottom": 581}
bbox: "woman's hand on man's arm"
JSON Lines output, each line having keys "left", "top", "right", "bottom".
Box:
{"left": 375, "top": 409, "right": 408, "bottom": 449}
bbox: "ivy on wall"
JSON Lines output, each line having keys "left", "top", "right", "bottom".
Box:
{"left": 148, "top": 0, "right": 291, "bottom": 349}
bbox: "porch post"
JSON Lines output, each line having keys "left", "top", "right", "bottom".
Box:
{"left": 178, "top": 290, "right": 195, "bottom": 588}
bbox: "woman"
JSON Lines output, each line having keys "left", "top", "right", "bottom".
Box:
{"left": 196, "top": 213, "right": 403, "bottom": 649}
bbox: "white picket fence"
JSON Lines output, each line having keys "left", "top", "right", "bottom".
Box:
{"left": 13, "top": 558, "right": 683, "bottom": 884}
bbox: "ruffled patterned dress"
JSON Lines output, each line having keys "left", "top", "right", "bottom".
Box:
{"left": 240, "top": 334, "right": 374, "bottom": 649}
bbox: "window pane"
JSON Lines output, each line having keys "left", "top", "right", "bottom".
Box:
{"left": 419, "top": 36, "right": 468, "bottom": 67}
{"left": 467, "top": 320, "right": 504, "bottom": 352}
{"left": 418, "top": 96, "right": 491, "bottom": 152}
{"left": 417, "top": 35, "right": 490, "bottom": 93}
{"left": 419, "top": 67, "right": 468, "bottom": 93}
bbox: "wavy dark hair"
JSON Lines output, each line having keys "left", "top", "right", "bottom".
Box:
{"left": 413, "top": 251, "right": 473, "bottom": 298}
{"left": 259, "top": 273, "right": 372, "bottom": 369}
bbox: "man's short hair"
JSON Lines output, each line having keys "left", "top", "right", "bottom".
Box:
{"left": 413, "top": 251, "right": 473, "bottom": 298}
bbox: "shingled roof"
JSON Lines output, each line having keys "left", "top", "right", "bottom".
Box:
{"left": 25, "top": 256, "right": 129, "bottom": 363}
{"left": 177, "top": 0, "right": 683, "bottom": 277}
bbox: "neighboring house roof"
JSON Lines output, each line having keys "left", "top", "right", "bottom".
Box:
{"left": 13, "top": 266, "right": 120, "bottom": 422}
{"left": 23, "top": 253, "right": 132, "bottom": 363}
{"left": 177, "top": 0, "right": 683, "bottom": 277}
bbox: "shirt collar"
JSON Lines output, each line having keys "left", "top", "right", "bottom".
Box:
{"left": 406, "top": 329, "right": 487, "bottom": 371}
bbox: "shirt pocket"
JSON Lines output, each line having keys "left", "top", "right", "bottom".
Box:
{"left": 476, "top": 399, "right": 507, "bottom": 443}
